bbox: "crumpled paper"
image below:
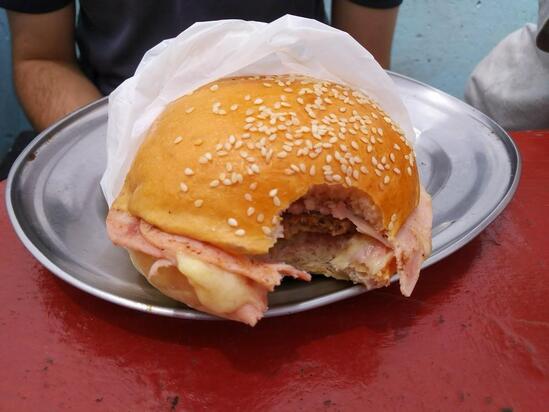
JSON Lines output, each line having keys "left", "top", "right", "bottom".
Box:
{"left": 101, "top": 14, "right": 414, "bottom": 206}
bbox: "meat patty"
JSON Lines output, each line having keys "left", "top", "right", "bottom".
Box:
{"left": 282, "top": 212, "right": 356, "bottom": 239}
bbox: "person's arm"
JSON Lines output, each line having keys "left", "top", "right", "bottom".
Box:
{"left": 7, "top": 4, "right": 102, "bottom": 131}
{"left": 332, "top": 0, "right": 400, "bottom": 69}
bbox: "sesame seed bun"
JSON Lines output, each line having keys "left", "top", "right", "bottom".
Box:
{"left": 112, "top": 75, "right": 419, "bottom": 255}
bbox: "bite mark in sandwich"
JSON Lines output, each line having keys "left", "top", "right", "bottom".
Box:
{"left": 106, "top": 75, "right": 432, "bottom": 325}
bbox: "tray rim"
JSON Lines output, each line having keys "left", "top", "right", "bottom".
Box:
{"left": 5, "top": 72, "right": 522, "bottom": 321}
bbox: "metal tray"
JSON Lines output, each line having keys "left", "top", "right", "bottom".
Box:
{"left": 5, "top": 73, "right": 521, "bottom": 320}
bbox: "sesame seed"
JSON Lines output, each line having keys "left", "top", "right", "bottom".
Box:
{"left": 377, "top": 164, "right": 385, "bottom": 171}
{"left": 393, "top": 167, "right": 401, "bottom": 174}
{"left": 284, "top": 87, "right": 293, "bottom": 92}
{"left": 273, "top": 196, "right": 281, "bottom": 207}
{"left": 375, "top": 169, "right": 382, "bottom": 177}
{"left": 244, "top": 94, "right": 251, "bottom": 101}
{"left": 225, "top": 163, "right": 233, "bottom": 172}
{"left": 262, "top": 226, "right": 272, "bottom": 235}
{"left": 245, "top": 116, "right": 255, "bottom": 123}
{"left": 185, "top": 107, "right": 195, "bottom": 114}
{"left": 199, "top": 156, "right": 208, "bottom": 164}
{"left": 247, "top": 207, "right": 255, "bottom": 216}
{"left": 230, "top": 104, "right": 239, "bottom": 111}
{"left": 384, "top": 176, "right": 390, "bottom": 184}
{"left": 210, "top": 84, "right": 219, "bottom": 91}
{"left": 332, "top": 174, "right": 342, "bottom": 182}
{"left": 378, "top": 128, "right": 384, "bottom": 136}
{"left": 254, "top": 98, "right": 263, "bottom": 105}
{"left": 184, "top": 168, "right": 194, "bottom": 176}
{"left": 276, "top": 151, "right": 288, "bottom": 159}
{"left": 251, "top": 164, "right": 260, "bottom": 173}
{"left": 351, "top": 141, "right": 359, "bottom": 150}
{"left": 244, "top": 193, "right": 253, "bottom": 201}
{"left": 339, "top": 107, "right": 347, "bottom": 113}
{"left": 360, "top": 166, "right": 368, "bottom": 174}
{"left": 393, "top": 143, "right": 401, "bottom": 151}
{"left": 228, "top": 218, "right": 238, "bottom": 227}
{"left": 310, "top": 165, "right": 316, "bottom": 176}
{"left": 269, "top": 188, "right": 278, "bottom": 197}
{"left": 222, "top": 179, "right": 232, "bottom": 186}
{"left": 407, "top": 166, "right": 412, "bottom": 175}
{"left": 209, "top": 180, "right": 220, "bottom": 188}
{"left": 284, "top": 169, "right": 294, "bottom": 175}
{"left": 173, "top": 136, "right": 183, "bottom": 144}
{"left": 371, "top": 157, "right": 378, "bottom": 166}
{"left": 263, "top": 82, "right": 272, "bottom": 88}
{"left": 235, "top": 229, "right": 246, "bottom": 237}
{"left": 249, "top": 182, "right": 258, "bottom": 190}
{"left": 179, "top": 182, "right": 188, "bottom": 192}
{"left": 345, "top": 176, "right": 353, "bottom": 186}
{"left": 353, "top": 169, "right": 359, "bottom": 179}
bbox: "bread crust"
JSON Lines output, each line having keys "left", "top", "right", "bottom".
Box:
{"left": 113, "top": 75, "right": 419, "bottom": 255}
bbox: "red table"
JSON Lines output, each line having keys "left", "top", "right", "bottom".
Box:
{"left": 1, "top": 131, "right": 548, "bottom": 411}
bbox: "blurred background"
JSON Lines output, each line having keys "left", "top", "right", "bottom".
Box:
{"left": 0, "top": 0, "right": 538, "bottom": 161}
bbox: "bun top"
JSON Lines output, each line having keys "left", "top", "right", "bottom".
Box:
{"left": 112, "top": 75, "right": 419, "bottom": 255}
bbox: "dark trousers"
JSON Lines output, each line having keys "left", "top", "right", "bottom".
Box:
{"left": 0, "top": 131, "right": 37, "bottom": 181}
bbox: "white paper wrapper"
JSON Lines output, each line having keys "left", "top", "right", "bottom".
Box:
{"left": 101, "top": 14, "right": 414, "bottom": 206}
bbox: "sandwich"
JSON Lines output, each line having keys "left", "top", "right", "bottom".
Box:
{"left": 106, "top": 74, "right": 432, "bottom": 325}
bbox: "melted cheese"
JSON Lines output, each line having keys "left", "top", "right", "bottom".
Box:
{"left": 175, "top": 251, "right": 253, "bottom": 314}
{"left": 331, "top": 235, "right": 393, "bottom": 275}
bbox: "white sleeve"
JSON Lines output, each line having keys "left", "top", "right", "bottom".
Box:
{"left": 464, "top": 22, "right": 549, "bottom": 130}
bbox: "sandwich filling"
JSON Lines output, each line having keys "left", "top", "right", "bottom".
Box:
{"left": 106, "top": 185, "right": 431, "bottom": 325}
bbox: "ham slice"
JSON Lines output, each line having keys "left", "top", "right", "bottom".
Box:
{"left": 107, "top": 210, "right": 309, "bottom": 290}
{"left": 139, "top": 220, "right": 310, "bottom": 289}
{"left": 105, "top": 187, "right": 431, "bottom": 324}
{"left": 393, "top": 187, "right": 433, "bottom": 296}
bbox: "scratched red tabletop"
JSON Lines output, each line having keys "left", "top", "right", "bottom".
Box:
{"left": 1, "top": 130, "right": 548, "bottom": 411}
